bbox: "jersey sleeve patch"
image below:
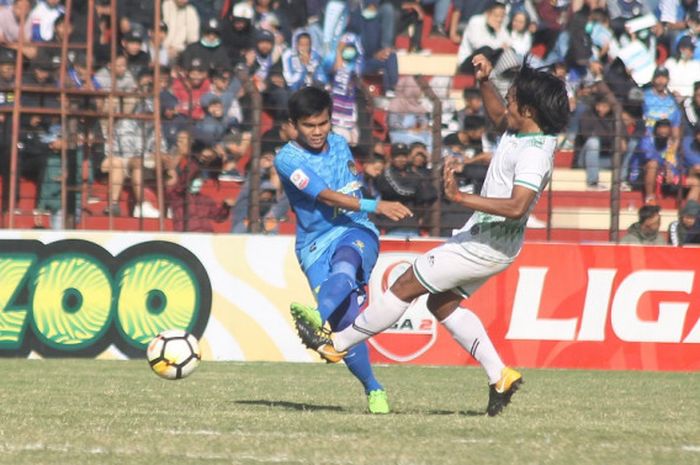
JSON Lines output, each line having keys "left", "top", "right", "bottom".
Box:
{"left": 290, "top": 168, "right": 310, "bottom": 190}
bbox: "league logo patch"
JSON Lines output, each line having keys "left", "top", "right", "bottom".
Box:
{"left": 290, "top": 168, "right": 310, "bottom": 190}
{"left": 367, "top": 256, "right": 438, "bottom": 363}
{"left": 347, "top": 160, "right": 358, "bottom": 175}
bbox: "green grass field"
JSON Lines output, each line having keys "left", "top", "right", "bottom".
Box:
{"left": 0, "top": 360, "right": 698, "bottom": 465}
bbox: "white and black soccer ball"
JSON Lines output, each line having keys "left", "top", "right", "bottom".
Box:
{"left": 146, "top": 329, "right": 201, "bottom": 380}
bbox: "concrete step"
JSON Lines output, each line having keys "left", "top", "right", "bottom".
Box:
{"left": 546, "top": 206, "right": 677, "bottom": 230}
{"left": 398, "top": 53, "right": 458, "bottom": 76}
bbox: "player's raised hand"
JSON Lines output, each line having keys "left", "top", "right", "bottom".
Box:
{"left": 443, "top": 162, "right": 461, "bottom": 202}
{"left": 376, "top": 201, "right": 413, "bottom": 221}
{"left": 472, "top": 54, "right": 493, "bottom": 82}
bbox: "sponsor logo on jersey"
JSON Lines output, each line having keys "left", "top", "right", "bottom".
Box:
{"left": 290, "top": 168, "right": 310, "bottom": 190}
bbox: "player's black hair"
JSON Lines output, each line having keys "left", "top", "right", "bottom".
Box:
{"left": 638, "top": 205, "right": 661, "bottom": 224}
{"left": 513, "top": 62, "right": 570, "bottom": 135}
{"left": 288, "top": 86, "right": 333, "bottom": 123}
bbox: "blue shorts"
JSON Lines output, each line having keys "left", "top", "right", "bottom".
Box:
{"left": 303, "top": 227, "right": 379, "bottom": 293}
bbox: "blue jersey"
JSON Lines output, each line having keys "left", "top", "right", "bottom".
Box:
{"left": 643, "top": 88, "right": 681, "bottom": 132}
{"left": 274, "top": 132, "right": 379, "bottom": 271}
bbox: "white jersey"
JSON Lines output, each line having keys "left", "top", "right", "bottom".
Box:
{"left": 450, "top": 131, "right": 556, "bottom": 263}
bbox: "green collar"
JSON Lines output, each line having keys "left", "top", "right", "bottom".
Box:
{"left": 515, "top": 132, "right": 544, "bottom": 138}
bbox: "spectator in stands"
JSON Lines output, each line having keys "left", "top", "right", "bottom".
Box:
{"left": 231, "top": 150, "right": 289, "bottom": 233}
{"left": 282, "top": 29, "right": 327, "bottom": 91}
{"left": 682, "top": 126, "right": 700, "bottom": 202}
{"left": 578, "top": 92, "right": 623, "bottom": 190}
{"left": 218, "top": 128, "right": 250, "bottom": 182}
{"left": 95, "top": 53, "right": 136, "bottom": 93}
{"left": 421, "top": 0, "right": 450, "bottom": 37}
{"left": 246, "top": 28, "right": 287, "bottom": 120}
{"left": 145, "top": 21, "right": 170, "bottom": 67}
{"left": 449, "top": 0, "right": 502, "bottom": 44}
{"left": 456, "top": 2, "right": 510, "bottom": 75}
{"left": 443, "top": 114, "right": 491, "bottom": 195}
{"left": 180, "top": 17, "right": 232, "bottom": 73}
{"left": 392, "top": 0, "right": 426, "bottom": 53}
{"left": 0, "top": 0, "right": 32, "bottom": 44}
{"left": 408, "top": 141, "right": 430, "bottom": 176}
{"left": 664, "top": 36, "right": 700, "bottom": 99}
{"left": 116, "top": 0, "right": 154, "bottom": 34}
{"left": 162, "top": 0, "right": 201, "bottom": 60}
{"left": 27, "top": 0, "right": 63, "bottom": 42}
{"left": 674, "top": 12, "right": 700, "bottom": 60}
{"left": 102, "top": 71, "right": 167, "bottom": 218}
{"left": 261, "top": 112, "right": 297, "bottom": 156}
{"left": 451, "top": 87, "right": 484, "bottom": 130}
{"left": 376, "top": 142, "right": 436, "bottom": 235}
{"left": 201, "top": 67, "right": 242, "bottom": 128}
{"left": 681, "top": 81, "right": 700, "bottom": 133}
{"left": 359, "top": 153, "right": 385, "bottom": 199}
{"left": 607, "top": 0, "right": 653, "bottom": 37}
{"left": 330, "top": 32, "right": 363, "bottom": 145}
{"left": 189, "top": 0, "right": 224, "bottom": 21}
{"left": 508, "top": 10, "right": 533, "bottom": 60}
{"left": 564, "top": 0, "right": 596, "bottom": 82}
{"left": 387, "top": 76, "right": 431, "bottom": 148}
{"left": 348, "top": 0, "right": 399, "bottom": 95}
{"left": 629, "top": 119, "right": 681, "bottom": 205}
{"left": 620, "top": 204, "right": 665, "bottom": 245}
{"left": 121, "top": 27, "right": 151, "bottom": 80}
{"left": 668, "top": 199, "right": 700, "bottom": 245}
{"left": 643, "top": 66, "right": 681, "bottom": 144}
{"left": 0, "top": 46, "right": 15, "bottom": 212}
{"left": 221, "top": 0, "right": 255, "bottom": 67}
{"left": 168, "top": 157, "right": 234, "bottom": 232}
{"left": 588, "top": 8, "right": 617, "bottom": 64}
{"left": 172, "top": 56, "right": 211, "bottom": 121}
{"left": 19, "top": 50, "right": 61, "bottom": 215}
{"left": 194, "top": 96, "right": 238, "bottom": 149}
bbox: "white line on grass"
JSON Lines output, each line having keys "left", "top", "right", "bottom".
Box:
{"left": 682, "top": 445, "right": 700, "bottom": 452}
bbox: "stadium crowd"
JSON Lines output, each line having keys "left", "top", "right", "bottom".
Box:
{"left": 0, "top": 0, "right": 699, "bottom": 243}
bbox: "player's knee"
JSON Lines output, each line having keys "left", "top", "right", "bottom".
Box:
{"left": 331, "top": 246, "right": 362, "bottom": 270}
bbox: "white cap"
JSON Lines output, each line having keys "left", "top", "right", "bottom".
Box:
{"left": 233, "top": 2, "right": 254, "bottom": 20}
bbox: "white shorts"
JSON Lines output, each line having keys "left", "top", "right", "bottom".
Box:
{"left": 412, "top": 241, "right": 510, "bottom": 298}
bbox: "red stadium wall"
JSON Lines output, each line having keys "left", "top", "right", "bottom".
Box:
{"left": 371, "top": 240, "right": 700, "bottom": 371}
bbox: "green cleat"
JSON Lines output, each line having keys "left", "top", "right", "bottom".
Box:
{"left": 367, "top": 389, "right": 390, "bottom": 414}
{"left": 290, "top": 302, "right": 323, "bottom": 330}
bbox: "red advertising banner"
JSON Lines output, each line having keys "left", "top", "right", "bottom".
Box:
{"left": 369, "top": 240, "right": 700, "bottom": 372}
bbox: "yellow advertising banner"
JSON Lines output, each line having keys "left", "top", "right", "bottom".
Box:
{"left": 0, "top": 231, "right": 315, "bottom": 362}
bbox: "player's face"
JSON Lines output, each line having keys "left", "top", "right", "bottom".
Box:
{"left": 505, "top": 87, "right": 525, "bottom": 131}
{"left": 294, "top": 110, "right": 331, "bottom": 152}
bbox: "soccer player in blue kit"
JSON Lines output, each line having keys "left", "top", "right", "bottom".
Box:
{"left": 274, "top": 86, "right": 413, "bottom": 413}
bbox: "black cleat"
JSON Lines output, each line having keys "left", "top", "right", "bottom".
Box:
{"left": 486, "top": 367, "right": 523, "bottom": 416}
{"left": 294, "top": 318, "right": 347, "bottom": 363}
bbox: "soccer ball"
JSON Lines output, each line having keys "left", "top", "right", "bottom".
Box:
{"left": 146, "top": 329, "right": 201, "bottom": 380}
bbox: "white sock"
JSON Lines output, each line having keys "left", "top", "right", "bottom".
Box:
{"left": 334, "top": 290, "right": 411, "bottom": 352}
{"left": 441, "top": 308, "right": 505, "bottom": 385}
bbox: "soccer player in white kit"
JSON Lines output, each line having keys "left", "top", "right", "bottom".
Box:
{"left": 294, "top": 54, "right": 570, "bottom": 416}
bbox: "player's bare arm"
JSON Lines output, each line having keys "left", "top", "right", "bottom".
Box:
{"left": 443, "top": 164, "right": 537, "bottom": 219}
{"left": 472, "top": 54, "right": 508, "bottom": 133}
{"left": 316, "top": 189, "right": 413, "bottom": 222}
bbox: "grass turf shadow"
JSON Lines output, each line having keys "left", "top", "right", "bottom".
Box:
{"left": 235, "top": 399, "right": 346, "bottom": 412}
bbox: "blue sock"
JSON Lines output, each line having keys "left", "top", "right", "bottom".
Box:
{"left": 328, "top": 291, "right": 383, "bottom": 394}
{"left": 316, "top": 246, "right": 362, "bottom": 323}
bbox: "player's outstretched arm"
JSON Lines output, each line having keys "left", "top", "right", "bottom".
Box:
{"left": 473, "top": 54, "right": 508, "bottom": 133}
{"left": 317, "top": 189, "right": 413, "bottom": 221}
{"left": 443, "top": 164, "right": 536, "bottom": 219}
